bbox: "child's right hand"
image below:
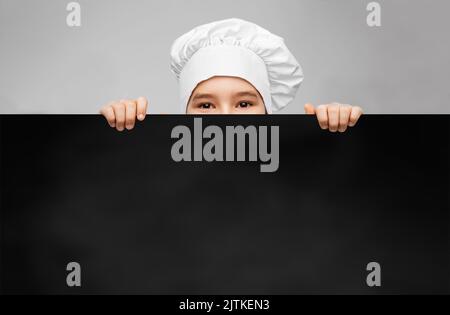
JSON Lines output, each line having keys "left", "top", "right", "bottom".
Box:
{"left": 100, "top": 97, "right": 148, "bottom": 131}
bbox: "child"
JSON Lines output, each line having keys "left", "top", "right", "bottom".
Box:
{"left": 100, "top": 18, "right": 363, "bottom": 133}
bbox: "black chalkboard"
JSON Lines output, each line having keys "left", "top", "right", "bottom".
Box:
{"left": 0, "top": 115, "right": 449, "bottom": 294}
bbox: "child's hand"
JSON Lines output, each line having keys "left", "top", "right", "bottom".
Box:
{"left": 100, "top": 97, "right": 148, "bottom": 132}
{"left": 304, "top": 103, "right": 363, "bottom": 133}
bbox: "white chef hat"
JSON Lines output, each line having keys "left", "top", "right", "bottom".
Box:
{"left": 170, "top": 18, "right": 304, "bottom": 114}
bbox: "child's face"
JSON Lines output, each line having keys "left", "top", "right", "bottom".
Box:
{"left": 186, "top": 76, "right": 267, "bottom": 114}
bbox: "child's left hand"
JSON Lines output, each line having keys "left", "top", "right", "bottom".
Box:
{"left": 305, "top": 103, "right": 363, "bottom": 133}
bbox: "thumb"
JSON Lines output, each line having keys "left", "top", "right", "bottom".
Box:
{"left": 304, "top": 103, "right": 316, "bottom": 115}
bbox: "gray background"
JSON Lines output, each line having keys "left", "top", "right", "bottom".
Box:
{"left": 0, "top": 0, "right": 449, "bottom": 114}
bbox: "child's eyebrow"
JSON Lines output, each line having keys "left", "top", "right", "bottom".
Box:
{"left": 191, "top": 93, "right": 215, "bottom": 101}
{"left": 234, "top": 91, "right": 259, "bottom": 98}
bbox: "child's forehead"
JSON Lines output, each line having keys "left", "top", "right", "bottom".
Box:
{"left": 193, "top": 76, "right": 260, "bottom": 95}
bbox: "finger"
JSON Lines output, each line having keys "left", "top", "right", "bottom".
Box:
{"left": 304, "top": 103, "right": 316, "bottom": 115}
{"left": 327, "top": 104, "right": 340, "bottom": 133}
{"left": 349, "top": 106, "right": 363, "bottom": 127}
{"left": 112, "top": 102, "right": 126, "bottom": 132}
{"left": 136, "top": 97, "right": 148, "bottom": 121}
{"left": 316, "top": 105, "right": 329, "bottom": 130}
{"left": 100, "top": 104, "right": 116, "bottom": 128}
{"left": 122, "top": 99, "right": 137, "bottom": 130}
{"left": 338, "top": 105, "right": 352, "bottom": 133}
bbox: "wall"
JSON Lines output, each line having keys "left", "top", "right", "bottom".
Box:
{"left": 0, "top": 0, "right": 449, "bottom": 114}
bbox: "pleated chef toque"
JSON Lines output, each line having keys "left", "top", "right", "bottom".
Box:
{"left": 170, "top": 18, "right": 304, "bottom": 113}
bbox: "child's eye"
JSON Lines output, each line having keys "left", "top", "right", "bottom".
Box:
{"left": 238, "top": 102, "right": 252, "bottom": 108}
{"left": 200, "top": 103, "right": 213, "bottom": 109}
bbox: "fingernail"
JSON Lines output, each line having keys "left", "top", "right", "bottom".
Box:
{"left": 138, "top": 114, "right": 145, "bottom": 121}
